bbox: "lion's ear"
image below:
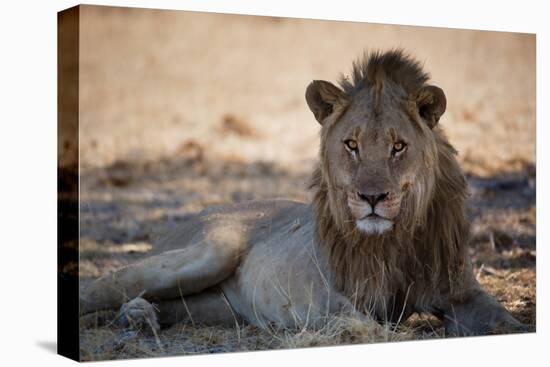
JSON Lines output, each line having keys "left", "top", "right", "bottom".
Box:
{"left": 305, "top": 80, "right": 348, "bottom": 124}
{"left": 416, "top": 85, "right": 447, "bottom": 129}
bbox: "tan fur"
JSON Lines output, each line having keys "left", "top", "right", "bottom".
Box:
{"left": 81, "top": 50, "right": 526, "bottom": 336}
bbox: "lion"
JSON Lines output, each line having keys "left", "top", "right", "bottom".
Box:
{"left": 80, "top": 49, "right": 526, "bottom": 336}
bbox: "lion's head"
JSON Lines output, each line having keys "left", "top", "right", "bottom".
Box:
{"left": 306, "top": 50, "right": 470, "bottom": 308}
{"left": 306, "top": 50, "right": 448, "bottom": 236}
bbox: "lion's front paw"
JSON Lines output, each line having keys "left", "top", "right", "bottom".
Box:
{"left": 117, "top": 296, "right": 160, "bottom": 335}
{"left": 490, "top": 315, "right": 530, "bottom": 335}
{"left": 444, "top": 305, "right": 530, "bottom": 336}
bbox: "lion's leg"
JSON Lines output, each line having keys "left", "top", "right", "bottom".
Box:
{"left": 112, "top": 287, "right": 242, "bottom": 334}
{"left": 80, "top": 241, "right": 242, "bottom": 315}
{"left": 156, "top": 288, "right": 243, "bottom": 327}
{"left": 442, "top": 288, "right": 527, "bottom": 336}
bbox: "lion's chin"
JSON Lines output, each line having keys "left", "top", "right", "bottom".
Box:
{"left": 356, "top": 217, "right": 393, "bottom": 235}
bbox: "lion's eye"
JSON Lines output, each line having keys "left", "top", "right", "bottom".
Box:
{"left": 392, "top": 142, "right": 407, "bottom": 155}
{"left": 344, "top": 139, "right": 358, "bottom": 151}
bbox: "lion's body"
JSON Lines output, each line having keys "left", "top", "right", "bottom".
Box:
{"left": 210, "top": 200, "right": 350, "bottom": 329}
{"left": 81, "top": 50, "right": 525, "bottom": 336}
{"left": 83, "top": 199, "right": 355, "bottom": 329}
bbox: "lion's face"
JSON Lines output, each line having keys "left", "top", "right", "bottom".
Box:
{"left": 306, "top": 78, "right": 446, "bottom": 236}
{"left": 326, "top": 90, "right": 425, "bottom": 235}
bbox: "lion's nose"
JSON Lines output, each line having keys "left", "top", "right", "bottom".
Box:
{"left": 357, "top": 192, "right": 389, "bottom": 208}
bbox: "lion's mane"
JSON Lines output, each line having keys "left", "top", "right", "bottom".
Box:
{"left": 309, "top": 50, "right": 471, "bottom": 316}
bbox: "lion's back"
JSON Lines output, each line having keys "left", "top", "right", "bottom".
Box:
{"left": 151, "top": 199, "right": 311, "bottom": 255}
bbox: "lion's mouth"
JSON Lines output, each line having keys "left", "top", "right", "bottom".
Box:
{"left": 356, "top": 215, "right": 394, "bottom": 235}
{"left": 360, "top": 213, "right": 385, "bottom": 220}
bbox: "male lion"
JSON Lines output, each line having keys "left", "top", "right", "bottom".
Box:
{"left": 81, "top": 49, "right": 526, "bottom": 336}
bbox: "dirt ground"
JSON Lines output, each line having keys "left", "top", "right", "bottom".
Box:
{"left": 72, "top": 6, "right": 536, "bottom": 361}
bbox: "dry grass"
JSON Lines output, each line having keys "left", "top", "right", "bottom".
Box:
{"left": 73, "top": 6, "right": 536, "bottom": 361}
{"left": 80, "top": 311, "right": 420, "bottom": 361}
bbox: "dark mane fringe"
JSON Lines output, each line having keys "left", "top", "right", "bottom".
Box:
{"left": 338, "top": 49, "right": 430, "bottom": 98}
{"left": 309, "top": 50, "right": 471, "bottom": 317}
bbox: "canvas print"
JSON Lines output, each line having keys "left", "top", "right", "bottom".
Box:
{"left": 58, "top": 5, "right": 536, "bottom": 361}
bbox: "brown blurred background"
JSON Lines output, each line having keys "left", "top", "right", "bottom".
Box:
{"left": 78, "top": 6, "right": 535, "bottom": 172}
{"left": 75, "top": 5, "right": 535, "bottom": 358}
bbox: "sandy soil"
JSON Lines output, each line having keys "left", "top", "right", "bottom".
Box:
{"left": 72, "top": 6, "right": 536, "bottom": 361}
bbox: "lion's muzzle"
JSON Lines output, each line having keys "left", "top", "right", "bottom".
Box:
{"left": 347, "top": 191, "right": 401, "bottom": 235}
